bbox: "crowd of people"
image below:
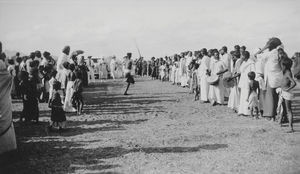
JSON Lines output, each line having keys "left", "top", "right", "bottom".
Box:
{"left": 146, "top": 38, "right": 300, "bottom": 133}
{"left": 0, "top": 37, "right": 300, "bottom": 160}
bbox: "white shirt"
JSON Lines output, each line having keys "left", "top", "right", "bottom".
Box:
{"left": 220, "top": 53, "right": 230, "bottom": 70}
{"left": 56, "top": 53, "right": 69, "bottom": 71}
{"left": 263, "top": 49, "right": 283, "bottom": 88}
{"left": 199, "top": 56, "right": 210, "bottom": 77}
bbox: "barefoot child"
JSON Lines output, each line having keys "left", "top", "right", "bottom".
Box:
{"left": 192, "top": 63, "right": 200, "bottom": 100}
{"left": 277, "top": 58, "right": 296, "bottom": 133}
{"left": 49, "top": 81, "right": 66, "bottom": 131}
{"left": 246, "top": 71, "right": 260, "bottom": 119}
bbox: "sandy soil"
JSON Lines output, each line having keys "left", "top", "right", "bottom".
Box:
{"left": 2, "top": 77, "right": 300, "bottom": 174}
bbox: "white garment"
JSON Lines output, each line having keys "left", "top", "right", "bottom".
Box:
{"left": 208, "top": 59, "right": 226, "bottom": 104}
{"left": 228, "top": 59, "right": 242, "bottom": 110}
{"left": 56, "top": 53, "right": 69, "bottom": 72}
{"left": 180, "top": 58, "right": 188, "bottom": 86}
{"left": 88, "top": 66, "right": 95, "bottom": 83}
{"left": 238, "top": 59, "right": 255, "bottom": 115}
{"left": 170, "top": 65, "right": 176, "bottom": 83}
{"left": 110, "top": 59, "right": 116, "bottom": 79}
{"left": 56, "top": 68, "right": 68, "bottom": 89}
{"left": 263, "top": 48, "right": 283, "bottom": 88}
{"left": 48, "top": 77, "right": 55, "bottom": 100}
{"left": 63, "top": 81, "right": 76, "bottom": 112}
{"left": 199, "top": 56, "right": 210, "bottom": 101}
{"left": 56, "top": 53, "right": 69, "bottom": 86}
{"left": 221, "top": 53, "right": 231, "bottom": 71}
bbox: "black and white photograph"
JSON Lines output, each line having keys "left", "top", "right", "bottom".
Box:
{"left": 1, "top": 0, "right": 300, "bottom": 173}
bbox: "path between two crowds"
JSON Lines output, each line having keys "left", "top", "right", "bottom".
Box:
{"left": 4, "top": 77, "right": 300, "bottom": 174}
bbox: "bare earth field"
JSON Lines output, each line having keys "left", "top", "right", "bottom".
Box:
{"left": 2, "top": 77, "right": 300, "bottom": 174}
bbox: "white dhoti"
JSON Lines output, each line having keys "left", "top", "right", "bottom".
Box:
{"left": 200, "top": 75, "right": 209, "bottom": 101}
{"left": 238, "top": 87, "right": 251, "bottom": 115}
{"left": 63, "top": 81, "right": 76, "bottom": 112}
{"left": 228, "top": 85, "right": 240, "bottom": 110}
{"left": 209, "top": 79, "right": 225, "bottom": 104}
{"left": 181, "top": 73, "right": 188, "bottom": 87}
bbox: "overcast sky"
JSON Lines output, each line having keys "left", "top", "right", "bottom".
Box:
{"left": 0, "top": 0, "right": 299, "bottom": 59}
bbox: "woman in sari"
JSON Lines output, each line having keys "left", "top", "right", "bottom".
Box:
{"left": 0, "top": 53, "right": 17, "bottom": 157}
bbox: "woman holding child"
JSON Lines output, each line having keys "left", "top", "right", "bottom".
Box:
{"left": 238, "top": 51, "right": 255, "bottom": 116}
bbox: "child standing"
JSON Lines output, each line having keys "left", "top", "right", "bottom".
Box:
{"left": 277, "top": 57, "right": 296, "bottom": 133}
{"left": 192, "top": 63, "right": 200, "bottom": 101}
{"left": 72, "top": 71, "right": 84, "bottom": 115}
{"left": 49, "top": 81, "right": 66, "bottom": 131}
{"left": 246, "top": 71, "right": 260, "bottom": 119}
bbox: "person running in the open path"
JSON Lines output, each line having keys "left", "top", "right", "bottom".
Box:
{"left": 124, "top": 52, "right": 135, "bottom": 95}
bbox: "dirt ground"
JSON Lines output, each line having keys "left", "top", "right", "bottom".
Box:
{"left": 2, "top": 77, "right": 300, "bottom": 174}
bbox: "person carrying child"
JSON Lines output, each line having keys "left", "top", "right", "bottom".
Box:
{"left": 246, "top": 71, "right": 260, "bottom": 119}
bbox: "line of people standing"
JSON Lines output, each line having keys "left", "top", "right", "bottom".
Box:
{"left": 150, "top": 38, "right": 299, "bottom": 133}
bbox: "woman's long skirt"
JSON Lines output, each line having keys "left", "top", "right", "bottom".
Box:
{"left": 63, "top": 81, "right": 76, "bottom": 112}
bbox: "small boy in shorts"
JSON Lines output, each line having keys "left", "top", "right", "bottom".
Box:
{"left": 247, "top": 71, "right": 260, "bottom": 119}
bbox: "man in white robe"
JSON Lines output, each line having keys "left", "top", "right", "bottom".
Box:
{"left": 87, "top": 56, "right": 95, "bottom": 83}
{"left": 180, "top": 53, "right": 188, "bottom": 87}
{"left": 199, "top": 48, "right": 210, "bottom": 102}
{"left": 220, "top": 46, "right": 231, "bottom": 98}
{"left": 208, "top": 51, "right": 228, "bottom": 105}
{"left": 110, "top": 56, "right": 117, "bottom": 79}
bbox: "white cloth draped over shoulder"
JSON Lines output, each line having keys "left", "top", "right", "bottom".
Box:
{"left": 0, "top": 67, "right": 17, "bottom": 154}
{"left": 228, "top": 58, "right": 243, "bottom": 110}
{"left": 56, "top": 53, "right": 69, "bottom": 87}
{"left": 180, "top": 58, "right": 188, "bottom": 86}
{"left": 199, "top": 56, "right": 210, "bottom": 101}
{"left": 221, "top": 53, "right": 231, "bottom": 71}
{"left": 238, "top": 59, "right": 256, "bottom": 115}
{"left": 208, "top": 58, "right": 226, "bottom": 104}
{"left": 263, "top": 49, "right": 283, "bottom": 88}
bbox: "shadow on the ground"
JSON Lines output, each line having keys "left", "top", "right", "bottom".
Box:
{"left": 1, "top": 138, "right": 228, "bottom": 174}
